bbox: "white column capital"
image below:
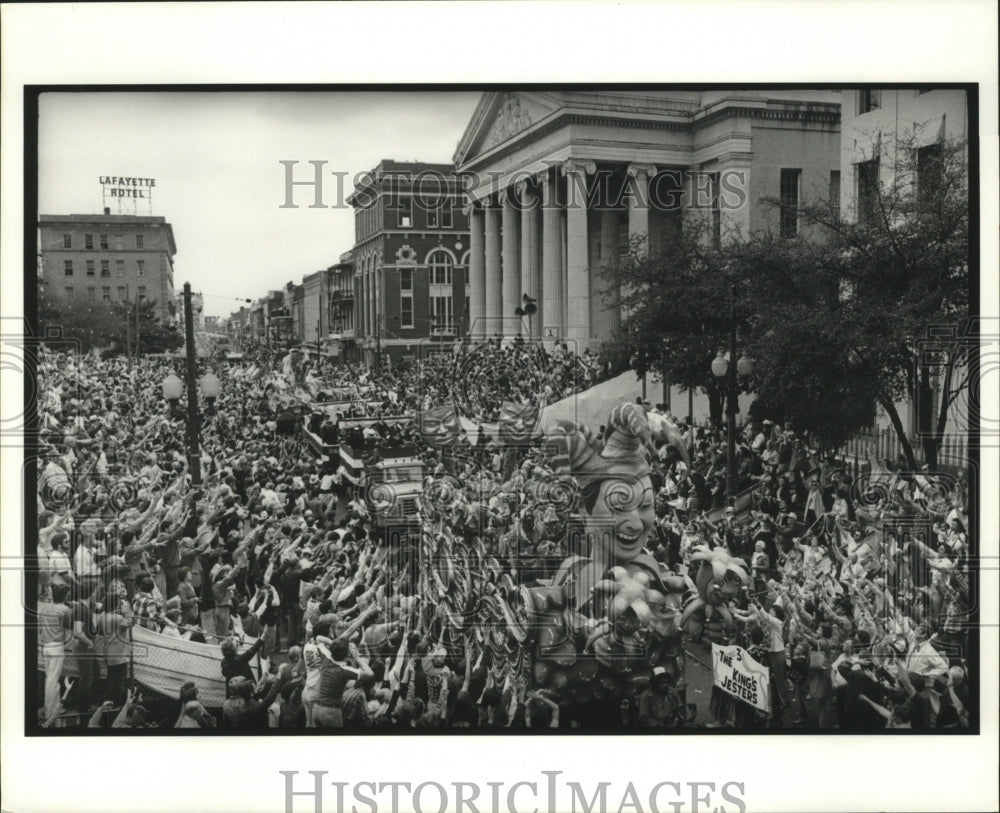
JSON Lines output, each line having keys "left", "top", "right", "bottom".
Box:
{"left": 627, "top": 163, "right": 658, "bottom": 179}
{"left": 515, "top": 179, "right": 539, "bottom": 203}
{"left": 561, "top": 158, "right": 597, "bottom": 177}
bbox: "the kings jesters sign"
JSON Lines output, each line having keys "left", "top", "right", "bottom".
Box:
{"left": 712, "top": 643, "right": 771, "bottom": 712}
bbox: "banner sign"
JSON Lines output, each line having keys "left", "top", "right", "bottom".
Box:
{"left": 711, "top": 643, "right": 770, "bottom": 712}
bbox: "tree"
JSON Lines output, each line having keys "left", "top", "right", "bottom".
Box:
{"left": 602, "top": 223, "right": 877, "bottom": 445}
{"left": 38, "top": 283, "right": 182, "bottom": 357}
{"left": 600, "top": 133, "right": 968, "bottom": 466}
{"left": 792, "top": 134, "right": 969, "bottom": 469}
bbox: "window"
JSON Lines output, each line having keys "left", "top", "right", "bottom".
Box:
{"left": 857, "top": 157, "right": 880, "bottom": 223}
{"left": 117, "top": 286, "right": 126, "bottom": 300}
{"left": 427, "top": 196, "right": 453, "bottom": 229}
{"left": 65, "top": 287, "right": 74, "bottom": 297}
{"left": 116, "top": 260, "right": 125, "bottom": 277}
{"left": 102, "top": 286, "right": 111, "bottom": 302}
{"left": 136, "top": 234, "right": 144, "bottom": 249}
{"left": 917, "top": 144, "right": 943, "bottom": 209}
{"left": 115, "top": 235, "right": 123, "bottom": 250}
{"left": 710, "top": 172, "right": 721, "bottom": 245}
{"left": 100, "top": 234, "right": 109, "bottom": 249}
{"left": 87, "top": 287, "right": 96, "bottom": 299}
{"left": 829, "top": 170, "right": 841, "bottom": 221}
{"left": 858, "top": 90, "right": 880, "bottom": 114}
{"left": 399, "top": 269, "right": 413, "bottom": 328}
{"left": 100, "top": 260, "right": 110, "bottom": 277}
{"left": 63, "top": 234, "right": 71, "bottom": 249}
{"left": 85, "top": 234, "right": 94, "bottom": 250}
{"left": 432, "top": 294, "right": 454, "bottom": 331}
{"left": 64, "top": 260, "right": 73, "bottom": 276}
{"left": 779, "top": 169, "right": 801, "bottom": 238}
{"left": 137, "top": 286, "right": 147, "bottom": 302}
{"left": 395, "top": 195, "right": 413, "bottom": 228}
{"left": 137, "top": 259, "right": 145, "bottom": 276}
{"left": 428, "top": 249, "right": 454, "bottom": 285}
{"left": 86, "top": 260, "right": 95, "bottom": 276}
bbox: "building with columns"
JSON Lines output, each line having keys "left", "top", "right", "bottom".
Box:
{"left": 455, "top": 90, "right": 842, "bottom": 350}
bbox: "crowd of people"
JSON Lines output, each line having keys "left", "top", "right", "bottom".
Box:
{"left": 34, "top": 340, "right": 971, "bottom": 731}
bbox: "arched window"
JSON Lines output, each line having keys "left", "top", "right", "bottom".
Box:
{"left": 427, "top": 248, "right": 454, "bottom": 286}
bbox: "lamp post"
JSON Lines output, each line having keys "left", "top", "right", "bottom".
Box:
{"left": 514, "top": 293, "right": 537, "bottom": 338}
{"left": 710, "top": 284, "right": 753, "bottom": 502}
{"left": 181, "top": 282, "right": 202, "bottom": 486}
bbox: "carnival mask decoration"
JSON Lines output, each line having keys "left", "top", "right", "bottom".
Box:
{"left": 418, "top": 404, "right": 462, "bottom": 448}
{"left": 499, "top": 401, "right": 540, "bottom": 446}
{"left": 678, "top": 545, "right": 749, "bottom": 634}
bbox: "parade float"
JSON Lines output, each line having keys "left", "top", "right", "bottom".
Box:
{"left": 412, "top": 398, "right": 711, "bottom": 723}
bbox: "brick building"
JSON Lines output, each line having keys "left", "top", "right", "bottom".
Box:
{"left": 347, "top": 160, "right": 470, "bottom": 369}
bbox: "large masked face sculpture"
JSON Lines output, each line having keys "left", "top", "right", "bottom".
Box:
{"left": 499, "top": 401, "right": 541, "bottom": 446}
{"left": 545, "top": 402, "right": 657, "bottom": 565}
{"left": 419, "top": 404, "right": 462, "bottom": 448}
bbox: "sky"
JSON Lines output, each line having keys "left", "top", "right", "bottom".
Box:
{"left": 38, "top": 91, "right": 481, "bottom": 317}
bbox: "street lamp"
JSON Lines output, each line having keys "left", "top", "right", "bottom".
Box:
{"left": 514, "top": 293, "right": 537, "bottom": 337}
{"left": 199, "top": 370, "right": 221, "bottom": 411}
{"left": 710, "top": 284, "right": 753, "bottom": 503}
{"left": 162, "top": 373, "right": 183, "bottom": 405}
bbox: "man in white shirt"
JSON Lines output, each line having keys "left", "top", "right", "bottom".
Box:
{"left": 74, "top": 534, "right": 101, "bottom": 594}
{"left": 905, "top": 624, "right": 949, "bottom": 680}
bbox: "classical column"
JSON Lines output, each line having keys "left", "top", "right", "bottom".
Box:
{"left": 467, "top": 203, "right": 486, "bottom": 334}
{"left": 600, "top": 207, "right": 618, "bottom": 260}
{"left": 627, "top": 163, "right": 657, "bottom": 257}
{"left": 484, "top": 198, "right": 503, "bottom": 333}
{"left": 501, "top": 187, "right": 521, "bottom": 338}
{"left": 561, "top": 158, "right": 596, "bottom": 345}
{"left": 540, "top": 168, "right": 562, "bottom": 344}
{"left": 596, "top": 206, "right": 621, "bottom": 338}
{"left": 518, "top": 179, "right": 541, "bottom": 339}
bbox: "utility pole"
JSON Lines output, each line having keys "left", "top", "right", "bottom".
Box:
{"left": 726, "top": 284, "right": 738, "bottom": 501}
{"left": 183, "top": 283, "right": 202, "bottom": 486}
{"left": 134, "top": 299, "right": 141, "bottom": 360}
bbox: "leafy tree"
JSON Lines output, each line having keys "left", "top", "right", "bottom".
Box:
{"left": 600, "top": 133, "right": 969, "bottom": 468}
{"left": 792, "top": 134, "right": 969, "bottom": 468}
{"left": 38, "top": 281, "right": 182, "bottom": 357}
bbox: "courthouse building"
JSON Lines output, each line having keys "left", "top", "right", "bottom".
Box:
{"left": 39, "top": 208, "right": 177, "bottom": 324}
{"left": 454, "top": 90, "right": 842, "bottom": 349}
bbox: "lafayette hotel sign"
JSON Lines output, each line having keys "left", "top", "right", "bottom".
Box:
{"left": 99, "top": 176, "right": 156, "bottom": 198}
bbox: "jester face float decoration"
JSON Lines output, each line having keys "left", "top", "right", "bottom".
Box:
{"left": 419, "top": 404, "right": 462, "bottom": 448}
{"left": 545, "top": 402, "right": 660, "bottom": 567}
{"left": 514, "top": 403, "right": 690, "bottom": 696}
{"left": 499, "top": 400, "right": 541, "bottom": 446}
{"left": 678, "top": 545, "right": 750, "bottom": 639}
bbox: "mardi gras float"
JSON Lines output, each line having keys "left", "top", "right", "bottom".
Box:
{"left": 411, "top": 398, "right": 745, "bottom": 718}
